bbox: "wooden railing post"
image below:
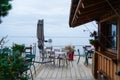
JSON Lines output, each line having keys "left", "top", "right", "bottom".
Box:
{"left": 92, "top": 51, "right": 98, "bottom": 79}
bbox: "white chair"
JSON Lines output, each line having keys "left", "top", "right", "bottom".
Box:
{"left": 55, "top": 51, "right": 68, "bottom": 67}
{"left": 42, "top": 46, "right": 56, "bottom": 64}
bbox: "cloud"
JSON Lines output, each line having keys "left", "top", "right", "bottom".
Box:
{"left": 0, "top": 0, "right": 97, "bottom": 47}
{"left": 11, "top": 0, "right": 70, "bottom": 16}
{"left": 5, "top": 0, "right": 70, "bottom": 28}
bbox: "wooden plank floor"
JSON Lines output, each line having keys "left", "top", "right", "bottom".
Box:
{"left": 33, "top": 56, "right": 95, "bottom": 80}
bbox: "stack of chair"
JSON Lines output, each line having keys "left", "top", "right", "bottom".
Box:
{"left": 24, "top": 45, "right": 36, "bottom": 80}
{"left": 44, "top": 46, "right": 56, "bottom": 64}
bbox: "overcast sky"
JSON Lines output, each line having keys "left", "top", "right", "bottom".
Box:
{"left": 0, "top": 0, "right": 97, "bottom": 46}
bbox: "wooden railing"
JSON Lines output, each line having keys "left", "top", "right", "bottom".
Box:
{"left": 96, "top": 51, "right": 117, "bottom": 80}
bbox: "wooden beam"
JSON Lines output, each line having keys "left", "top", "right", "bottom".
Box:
{"left": 69, "top": 0, "right": 120, "bottom": 27}
{"left": 80, "top": 0, "right": 120, "bottom": 15}
{"left": 71, "top": 17, "right": 94, "bottom": 27}
{"left": 70, "top": 6, "right": 120, "bottom": 27}
{"left": 71, "top": 10, "right": 114, "bottom": 27}
{"left": 81, "top": 2, "right": 84, "bottom": 8}
{"left": 77, "top": 8, "right": 111, "bottom": 20}
{"left": 78, "top": 10, "right": 81, "bottom": 15}
{"left": 71, "top": 0, "right": 83, "bottom": 26}
{"left": 82, "top": 0, "right": 106, "bottom": 9}
{"left": 75, "top": 1, "right": 120, "bottom": 21}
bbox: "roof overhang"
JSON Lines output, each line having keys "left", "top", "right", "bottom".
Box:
{"left": 69, "top": 0, "right": 120, "bottom": 27}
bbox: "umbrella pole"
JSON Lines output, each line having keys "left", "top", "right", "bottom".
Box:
{"left": 41, "top": 49, "right": 44, "bottom": 61}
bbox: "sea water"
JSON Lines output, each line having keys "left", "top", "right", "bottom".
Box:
{"left": 2, "top": 36, "right": 93, "bottom": 56}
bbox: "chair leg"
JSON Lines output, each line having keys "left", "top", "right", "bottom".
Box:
{"left": 53, "top": 59, "right": 55, "bottom": 65}
{"left": 66, "top": 59, "right": 68, "bottom": 66}
{"left": 77, "top": 56, "right": 80, "bottom": 64}
{"left": 77, "top": 49, "right": 81, "bottom": 64}
{"left": 33, "top": 64, "right": 36, "bottom": 76}
{"left": 29, "top": 68, "right": 33, "bottom": 80}
{"left": 59, "top": 59, "right": 61, "bottom": 67}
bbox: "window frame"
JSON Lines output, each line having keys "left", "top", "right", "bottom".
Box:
{"left": 101, "top": 18, "right": 118, "bottom": 54}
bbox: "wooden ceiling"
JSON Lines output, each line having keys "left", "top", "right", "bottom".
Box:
{"left": 69, "top": 0, "right": 120, "bottom": 27}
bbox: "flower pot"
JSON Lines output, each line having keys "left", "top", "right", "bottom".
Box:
{"left": 68, "top": 52, "right": 74, "bottom": 61}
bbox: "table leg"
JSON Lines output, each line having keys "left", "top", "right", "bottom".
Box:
{"left": 84, "top": 51, "right": 88, "bottom": 66}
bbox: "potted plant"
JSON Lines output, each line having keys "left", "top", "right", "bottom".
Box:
{"left": 89, "top": 39, "right": 98, "bottom": 45}
{"left": 89, "top": 31, "right": 99, "bottom": 50}
{"left": 65, "top": 45, "right": 74, "bottom": 60}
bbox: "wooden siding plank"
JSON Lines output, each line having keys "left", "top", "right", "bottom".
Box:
{"left": 110, "top": 61, "right": 113, "bottom": 80}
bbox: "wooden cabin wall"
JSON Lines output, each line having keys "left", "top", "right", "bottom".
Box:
{"left": 95, "top": 16, "right": 119, "bottom": 80}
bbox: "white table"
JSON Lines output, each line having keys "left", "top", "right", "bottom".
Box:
{"left": 55, "top": 51, "right": 67, "bottom": 56}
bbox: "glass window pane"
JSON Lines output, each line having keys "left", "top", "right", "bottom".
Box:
{"left": 111, "top": 24, "right": 117, "bottom": 50}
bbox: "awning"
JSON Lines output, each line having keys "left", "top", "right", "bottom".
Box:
{"left": 69, "top": 0, "right": 120, "bottom": 27}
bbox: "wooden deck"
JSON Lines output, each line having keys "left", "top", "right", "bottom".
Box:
{"left": 33, "top": 56, "right": 95, "bottom": 80}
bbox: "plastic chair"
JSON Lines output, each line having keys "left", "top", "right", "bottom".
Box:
{"left": 56, "top": 51, "right": 69, "bottom": 67}
{"left": 42, "top": 46, "right": 56, "bottom": 64}
{"left": 24, "top": 46, "right": 36, "bottom": 79}
{"left": 24, "top": 58, "right": 34, "bottom": 80}
{"left": 25, "top": 54, "right": 36, "bottom": 74}
{"left": 48, "top": 51, "right": 56, "bottom": 64}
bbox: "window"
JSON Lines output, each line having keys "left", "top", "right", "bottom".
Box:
{"left": 106, "top": 21, "right": 117, "bottom": 50}
{"left": 111, "top": 24, "right": 117, "bottom": 49}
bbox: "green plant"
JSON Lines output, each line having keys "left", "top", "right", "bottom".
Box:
{"left": 0, "top": 35, "right": 8, "bottom": 48}
{"left": 89, "top": 31, "right": 99, "bottom": 45}
{"left": 0, "top": 0, "right": 12, "bottom": 23}
{"left": 12, "top": 44, "right": 25, "bottom": 56}
{"left": 89, "top": 39, "right": 97, "bottom": 45}
{"left": 0, "top": 51, "right": 28, "bottom": 80}
{"left": 65, "top": 45, "right": 74, "bottom": 53}
{"left": 89, "top": 39, "right": 94, "bottom": 45}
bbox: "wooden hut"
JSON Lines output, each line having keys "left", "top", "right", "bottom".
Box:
{"left": 69, "top": 0, "right": 120, "bottom": 80}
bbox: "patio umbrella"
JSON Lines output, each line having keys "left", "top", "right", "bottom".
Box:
{"left": 37, "top": 19, "right": 44, "bottom": 50}
{"left": 37, "top": 19, "right": 44, "bottom": 61}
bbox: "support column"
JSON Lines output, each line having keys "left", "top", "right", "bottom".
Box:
{"left": 117, "top": 18, "right": 120, "bottom": 80}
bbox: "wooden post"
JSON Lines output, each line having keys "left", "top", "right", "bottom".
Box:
{"left": 117, "top": 18, "right": 120, "bottom": 80}
{"left": 92, "top": 51, "right": 98, "bottom": 79}
{"left": 99, "top": 21, "right": 106, "bottom": 52}
{"left": 92, "top": 21, "right": 99, "bottom": 79}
